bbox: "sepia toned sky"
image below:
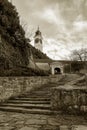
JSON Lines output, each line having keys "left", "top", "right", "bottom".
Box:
{"left": 11, "top": 0, "right": 87, "bottom": 60}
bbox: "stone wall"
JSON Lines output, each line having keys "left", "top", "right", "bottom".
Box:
{"left": 0, "top": 75, "right": 63, "bottom": 102}
{"left": 35, "top": 62, "right": 50, "bottom": 71}
{"left": 51, "top": 85, "right": 87, "bottom": 113}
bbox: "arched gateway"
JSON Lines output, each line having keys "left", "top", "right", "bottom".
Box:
{"left": 34, "top": 59, "right": 71, "bottom": 75}
{"left": 50, "top": 62, "right": 64, "bottom": 75}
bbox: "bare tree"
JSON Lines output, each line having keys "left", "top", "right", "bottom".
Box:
{"left": 20, "top": 18, "right": 35, "bottom": 39}
{"left": 70, "top": 48, "right": 87, "bottom": 61}
{"left": 69, "top": 48, "right": 87, "bottom": 73}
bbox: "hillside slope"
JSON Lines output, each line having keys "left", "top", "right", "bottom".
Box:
{"left": 0, "top": 0, "right": 50, "bottom": 69}
{"left": 0, "top": 0, "right": 50, "bottom": 76}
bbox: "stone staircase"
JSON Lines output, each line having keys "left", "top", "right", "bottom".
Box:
{"left": 0, "top": 74, "right": 80, "bottom": 115}
{"left": 0, "top": 83, "right": 58, "bottom": 115}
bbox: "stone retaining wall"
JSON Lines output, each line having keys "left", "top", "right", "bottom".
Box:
{"left": 51, "top": 85, "right": 87, "bottom": 113}
{"left": 0, "top": 75, "right": 63, "bottom": 102}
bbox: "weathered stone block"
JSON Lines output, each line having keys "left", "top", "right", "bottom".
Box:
{"left": 51, "top": 85, "right": 87, "bottom": 113}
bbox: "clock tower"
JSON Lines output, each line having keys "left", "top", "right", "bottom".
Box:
{"left": 34, "top": 27, "right": 43, "bottom": 52}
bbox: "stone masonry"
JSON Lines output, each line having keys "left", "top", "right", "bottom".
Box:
{"left": 51, "top": 85, "right": 87, "bottom": 113}
{"left": 0, "top": 75, "right": 63, "bottom": 102}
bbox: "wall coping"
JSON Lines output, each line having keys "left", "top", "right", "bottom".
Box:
{"left": 0, "top": 76, "right": 50, "bottom": 79}
{"left": 52, "top": 85, "right": 87, "bottom": 91}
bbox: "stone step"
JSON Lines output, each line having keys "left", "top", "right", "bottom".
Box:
{"left": 20, "top": 91, "right": 49, "bottom": 94}
{"left": 1, "top": 103, "right": 50, "bottom": 109}
{"left": 18, "top": 94, "right": 51, "bottom": 98}
{"left": 32, "top": 93, "right": 51, "bottom": 96}
{"left": 13, "top": 97, "right": 50, "bottom": 101}
{"left": 7, "top": 100, "right": 50, "bottom": 104}
{"left": 29, "top": 91, "right": 51, "bottom": 95}
{"left": 0, "top": 106, "right": 55, "bottom": 115}
{"left": 33, "top": 90, "right": 50, "bottom": 93}
{"left": 29, "top": 94, "right": 51, "bottom": 97}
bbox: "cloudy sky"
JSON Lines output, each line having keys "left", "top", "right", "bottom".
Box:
{"left": 11, "top": 0, "right": 87, "bottom": 60}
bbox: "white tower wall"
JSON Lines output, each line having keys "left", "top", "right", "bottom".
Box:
{"left": 34, "top": 27, "right": 43, "bottom": 52}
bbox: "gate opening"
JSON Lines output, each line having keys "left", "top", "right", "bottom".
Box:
{"left": 54, "top": 67, "right": 61, "bottom": 74}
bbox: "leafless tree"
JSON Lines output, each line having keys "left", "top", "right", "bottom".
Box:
{"left": 70, "top": 48, "right": 87, "bottom": 61}
{"left": 69, "top": 48, "right": 87, "bottom": 73}
{"left": 20, "top": 18, "right": 35, "bottom": 39}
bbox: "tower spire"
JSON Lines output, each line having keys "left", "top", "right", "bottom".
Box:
{"left": 38, "top": 26, "right": 39, "bottom": 31}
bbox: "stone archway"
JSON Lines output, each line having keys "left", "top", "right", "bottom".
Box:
{"left": 50, "top": 62, "right": 64, "bottom": 75}
{"left": 54, "top": 67, "right": 61, "bottom": 74}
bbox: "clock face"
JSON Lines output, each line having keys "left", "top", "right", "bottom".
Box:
{"left": 35, "top": 38, "right": 39, "bottom": 43}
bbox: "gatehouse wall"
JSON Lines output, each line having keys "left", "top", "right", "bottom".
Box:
{"left": 50, "top": 62, "right": 64, "bottom": 75}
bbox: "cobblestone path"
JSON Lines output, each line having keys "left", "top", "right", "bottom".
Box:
{"left": 0, "top": 111, "right": 87, "bottom": 130}
{"left": 0, "top": 76, "right": 87, "bottom": 130}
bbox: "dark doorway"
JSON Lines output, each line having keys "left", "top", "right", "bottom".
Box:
{"left": 54, "top": 67, "right": 61, "bottom": 74}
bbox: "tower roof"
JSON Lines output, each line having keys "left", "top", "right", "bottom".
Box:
{"left": 34, "top": 26, "right": 42, "bottom": 37}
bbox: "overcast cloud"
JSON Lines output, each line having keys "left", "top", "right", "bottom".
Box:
{"left": 11, "top": 0, "right": 87, "bottom": 60}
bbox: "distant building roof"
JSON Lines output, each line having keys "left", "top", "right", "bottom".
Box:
{"left": 52, "top": 60, "right": 72, "bottom": 64}
{"left": 34, "top": 59, "right": 87, "bottom": 64}
{"left": 34, "top": 59, "right": 53, "bottom": 63}
{"left": 34, "top": 59, "right": 71, "bottom": 64}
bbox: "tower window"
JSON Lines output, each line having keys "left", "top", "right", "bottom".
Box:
{"left": 40, "top": 39, "right": 42, "bottom": 44}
